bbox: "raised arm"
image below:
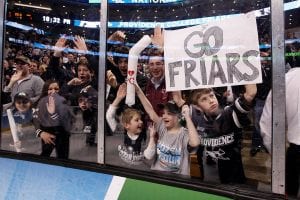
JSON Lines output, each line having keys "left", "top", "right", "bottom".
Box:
{"left": 73, "top": 35, "right": 88, "bottom": 54}
{"left": 181, "top": 105, "right": 200, "bottom": 147}
{"left": 243, "top": 84, "right": 257, "bottom": 103}
{"left": 151, "top": 25, "right": 164, "bottom": 50}
{"left": 53, "top": 37, "right": 67, "bottom": 57}
{"left": 106, "top": 83, "right": 127, "bottom": 132}
{"left": 112, "top": 83, "right": 126, "bottom": 107}
{"left": 135, "top": 83, "right": 160, "bottom": 124}
{"left": 108, "top": 31, "right": 126, "bottom": 43}
{"left": 143, "top": 124, "right": 157, "bottom": 160}
{"left": 4, "top": 71, "right": 22, "bottom": 92}
{"left": 172, "top": 91, "right": 186, "bottom": 107}
{"left": 107, "top": 70, "right": 117, "bottom": 88}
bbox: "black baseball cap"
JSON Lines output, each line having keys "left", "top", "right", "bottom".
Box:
{"left": 14, "top": 92, "right": 30, "bottom": 103}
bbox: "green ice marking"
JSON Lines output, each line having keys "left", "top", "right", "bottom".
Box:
{"left": 118, "top": 179, "right": 231, "bottom": 200}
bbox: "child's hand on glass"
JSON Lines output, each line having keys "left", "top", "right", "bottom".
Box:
{"left": 148, "top": 123, "right": 157, "bottom": 139}
{"left": 116, "top": 83, "right": 127, "bottom": 99}
{"left": 46, "top": 95, "right": 55, "bottom": 115}
{"left": 181, "top": 104, "right": 190, "bottom": 118}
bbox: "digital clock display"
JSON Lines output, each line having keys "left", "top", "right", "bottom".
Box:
{"left": 42, "top": 16, "right": 71, "bottom": 25}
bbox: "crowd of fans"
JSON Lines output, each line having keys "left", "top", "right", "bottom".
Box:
{"left": 1, "top": 25, "right": 300, "bottom": 197}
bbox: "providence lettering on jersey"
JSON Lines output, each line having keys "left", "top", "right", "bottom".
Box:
{"left": 200, "top": 133, "right": 234, "bottom": 147}
{"left": 118, "top": 145, "right": 144, "bottom": 165}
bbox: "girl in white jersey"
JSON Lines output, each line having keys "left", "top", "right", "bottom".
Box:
{"left": 135, "top": 83, "right": 200, "bottom": 176}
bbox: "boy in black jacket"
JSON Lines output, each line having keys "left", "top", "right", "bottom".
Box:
{"left": 189, "top": 84, "right": 256, "bottom": 183}
{"left": 78, "top": 86, "right": 98, "bottom": 146}
{"left": 174, "top": 84, "right": 256, "bottom": 183}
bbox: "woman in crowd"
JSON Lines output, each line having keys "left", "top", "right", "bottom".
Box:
{"left": 33, "top": 79, "right": 72, "bottom": 159}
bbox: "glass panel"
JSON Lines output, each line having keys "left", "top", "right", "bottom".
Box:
{"left": 1, "top": 0, "right": 100, "bottom": 163}
{"left": 283, "top": 0, "right": 300, "bottom": 197}
{"left": 105, "top": 0, "right": 273, "bottom": 191}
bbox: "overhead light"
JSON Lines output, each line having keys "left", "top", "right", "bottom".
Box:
{"left": 14, "top": 3, "right": 52, "bottom": 11}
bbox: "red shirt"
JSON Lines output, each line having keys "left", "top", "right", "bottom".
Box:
{"left": 145, "top": 78, "right": 172, "bottom": 118}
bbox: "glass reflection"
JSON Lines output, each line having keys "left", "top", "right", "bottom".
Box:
{"left": 105, "top": 0, "right": 275, "bottom": 190}
{"left": 1, "top": 0, "right": 100, "bottom": 163}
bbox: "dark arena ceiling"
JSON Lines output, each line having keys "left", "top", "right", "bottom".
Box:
{"left": 5, "top": 0, "right": 300, "bottom": 42}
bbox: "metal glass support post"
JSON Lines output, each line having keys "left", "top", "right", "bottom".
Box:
{"left": 271, "top": 0, "right": 286, "bottom": 195}
{"left": 0, "top": 0, "right": 6, "bottom": 147}
{"left": 0, "top": 1, "right": 4, "bottom": 71}
{"left": 97, "top": 0, "right": 108, "bottom": 164}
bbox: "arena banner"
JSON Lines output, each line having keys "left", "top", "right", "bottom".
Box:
{"left": 164, "top": 12, "right": 262, "bottom": 91}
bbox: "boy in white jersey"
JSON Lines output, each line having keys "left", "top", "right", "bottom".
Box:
{"left": 106, "top": 83, "right": 144, "bottom": 165}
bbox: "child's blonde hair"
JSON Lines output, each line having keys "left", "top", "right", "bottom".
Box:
{"left": 121, "top": 108, "right": 141, "bottom": 125}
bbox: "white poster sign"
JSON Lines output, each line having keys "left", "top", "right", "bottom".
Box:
{"left": 164, "top": 12, "right": 262, "bottom": 91}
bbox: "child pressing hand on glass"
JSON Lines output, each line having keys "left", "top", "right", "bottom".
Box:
{"left": 34, "top": 80, "right": 72, "bottom": 159}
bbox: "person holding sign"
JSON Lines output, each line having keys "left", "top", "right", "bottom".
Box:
{"left": 187, "top": 84, "right": 256, "bottom": 183}
{"left": 136, "top": 83, "right": 200, "bottom": 176}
